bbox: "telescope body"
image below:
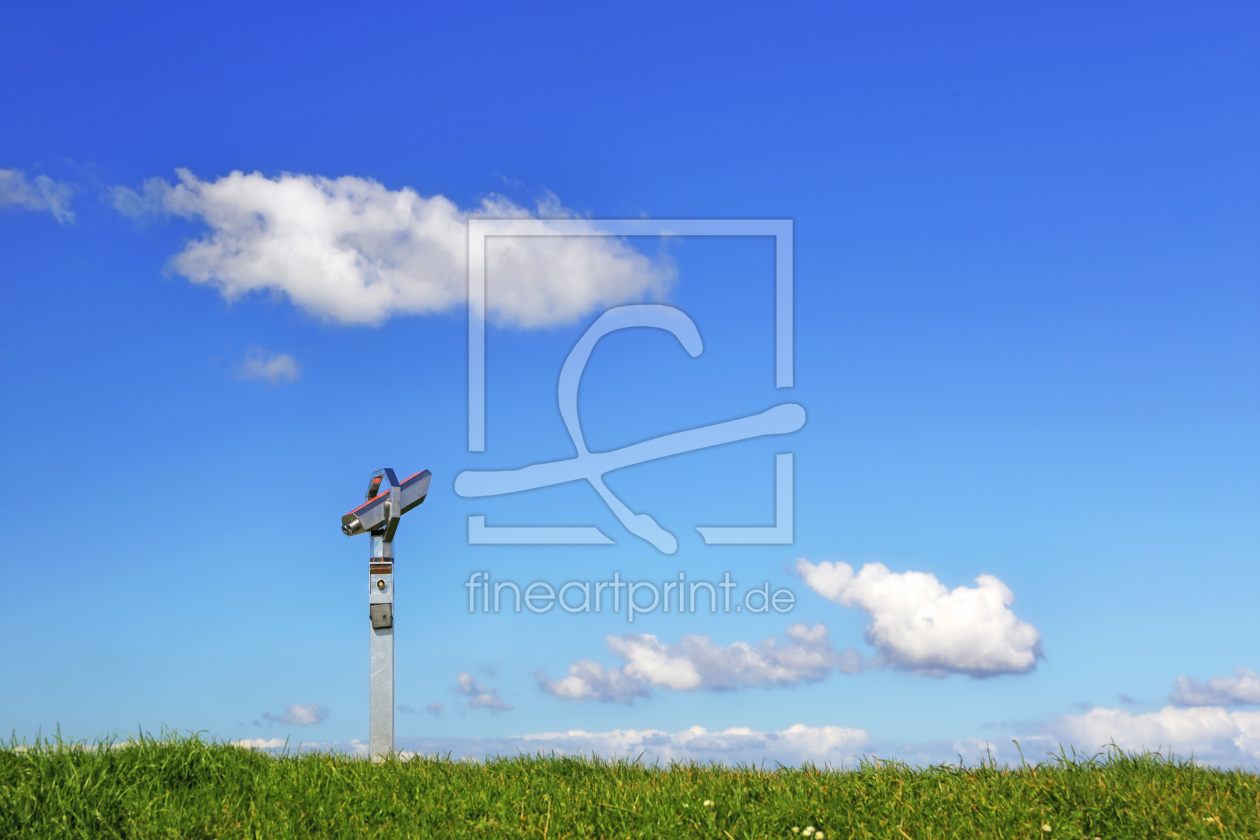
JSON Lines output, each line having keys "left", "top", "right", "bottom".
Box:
{"left": 341, "top": 470, "right": 431, "bottom": 536}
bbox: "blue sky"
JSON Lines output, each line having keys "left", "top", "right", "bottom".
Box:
{"left": 2, "top": 1, "right": 1258, "bottom": 766}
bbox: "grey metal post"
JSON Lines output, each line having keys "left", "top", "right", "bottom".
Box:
{"left": 368, "top": 533, "right": 394, "bottom": 761}
{"left": 341, "top": 468, "right": 431, "bottom": 763}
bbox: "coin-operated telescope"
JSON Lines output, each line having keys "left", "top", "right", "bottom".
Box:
{"left": 341, "top": 467, "right": 431, "bottom": 762}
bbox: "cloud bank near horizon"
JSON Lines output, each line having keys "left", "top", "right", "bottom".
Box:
{"left": 112, "top": 169, "right": 673, "bottom": 328}
{"left": 796, "top": 558, "right": 1042, "bottom": 677}
{"left": 240, "top": 723, "right": 872, "bottom": 766}
{"left": 1042, "top": 704, "right": 1260, "bottom": 765}
{"left": 232, "top": 702, "right": 1260, "bottom": 768}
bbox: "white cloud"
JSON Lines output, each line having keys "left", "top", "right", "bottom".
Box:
{"left": 233, "top": 737, "right": 288, "bottom": 749}
{"left": 538, "top": 624, "right": 860, "bottom": 703}
{"left": 0, "top": 169, "right": 75, "bottom": 223}
{"left": 1044, "top": 705, "right": 1260, "bottom": 765}
{"left": 261, "top": 704, "right": 328, "bottom": 726}
{"left": 112, "top": 169, "right": 672, "bottom": 327}
{"left": 426, "top": 702, "right": 444, "bottom": 716}
{"left": 236, "top": 347, "right": 300, "bottom": 384}
{"left": 109, "top": 177, "right": 167, "bottom": 219}
{"left": 1173, "top": 668, "right": 1260, "bottom": 707}
{"left": 796, "top": 558, "right": 1041, "bottom": 677}
{"left": 457, "top": 672, "right": 513, "bottom": 711}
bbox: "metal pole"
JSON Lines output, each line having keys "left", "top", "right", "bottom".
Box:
{"left": 368, "top": 531, "right": 394, "bottom": 762}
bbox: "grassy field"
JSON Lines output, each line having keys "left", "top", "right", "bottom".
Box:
{"left": 2, "top": 735, "right": 1257, "bottom": 838}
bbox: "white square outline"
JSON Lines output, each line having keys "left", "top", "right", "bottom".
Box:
{"left": 468, "top": 218, "right": 793, "bottom": 452}
{"left": 465, "top": 218, "right": 795, "bottom": 547}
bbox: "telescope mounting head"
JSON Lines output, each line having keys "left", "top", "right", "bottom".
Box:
{"left": 340, "top": 468, "right": 432, "bottom": 547}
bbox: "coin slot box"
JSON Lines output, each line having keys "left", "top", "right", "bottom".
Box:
{"left": 370, "top": 603, "right": 393, "bottom": 629}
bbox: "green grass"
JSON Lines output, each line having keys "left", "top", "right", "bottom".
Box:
{"left": 2, "top": 735, "right": 1257, "bottom": 838}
